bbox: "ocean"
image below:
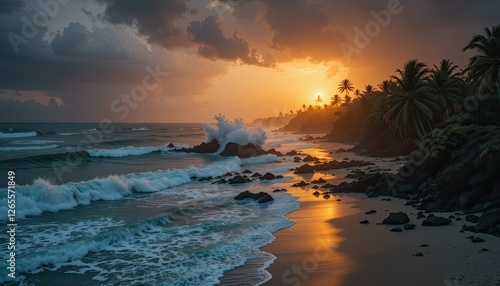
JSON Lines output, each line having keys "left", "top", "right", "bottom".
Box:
{"left": 0, "top": 121, "right": 304, "bottom": 285}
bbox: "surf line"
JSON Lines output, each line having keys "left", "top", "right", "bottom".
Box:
{"left": 6, "top": 171, "right": 17, "bottom": 279}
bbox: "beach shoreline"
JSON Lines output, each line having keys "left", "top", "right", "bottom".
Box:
{"left": 257, "top": 141, "right": 500, "bottom": 286}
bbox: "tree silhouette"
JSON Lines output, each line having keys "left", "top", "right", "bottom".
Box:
{"left": 338, "top": 79, "right": 354, "bottom": 96}
{"left": 463, "top": 25, "right": 500, "bottom": 103}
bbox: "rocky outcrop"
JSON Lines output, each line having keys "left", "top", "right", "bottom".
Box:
{"left": 294, "top": 160, "right": 374, "bottom": 174}
{"left": 219, "top": 142, "right": 267, "bottom": 158}
{"left": 176, "top": 139, "right": 220, "bottom": 153}
{"left": 234, "top": 191, "right": 274, "bottom": 203}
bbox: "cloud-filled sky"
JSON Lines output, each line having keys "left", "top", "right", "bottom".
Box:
{"left": 0, "top": 0, "right": 498, "bottom": 123}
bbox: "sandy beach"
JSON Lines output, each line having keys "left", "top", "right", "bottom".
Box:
{"left": 261, "top": 142, "right": 500, "bottom": 286}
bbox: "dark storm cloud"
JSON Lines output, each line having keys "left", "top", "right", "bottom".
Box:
{"left": 259, "top": 0, "right": 347, "bottom": 61}
{"left": 95, "top": 0, "right": 191, "bottom": 48}
{"left": 0, "top": 0, "right": 25, "bottom": 15}
{"left": 187, "top": 16, "right": 275, "bottom": 67}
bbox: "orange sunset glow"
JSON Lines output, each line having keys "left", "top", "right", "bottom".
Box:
{"left": 1, "top": 1, "right": 500, "bottom": 286}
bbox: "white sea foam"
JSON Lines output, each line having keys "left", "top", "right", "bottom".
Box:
{"left": 0, "top": 144, "right": 59, "bottom": 151}
{"left": 0, "top": 157, "right": 243, "bottom": 220}
{"left": 204, "top": 114, "right": 267, "bottom": 152}
{"left": 3, "top": 193, "right": 299, "bottom": 285}
{"left": 0, "top": 131, "right": 37, "bottom": 139}
{"left": 132, "top": 127, "right": 148, "bottom": 131}
{"left": 57, "top": 132, "right": 80, "bottom": 136}
{"left": 241, "top": 154, "right": 278, "bottom": 164}
{"left": 87, "top": 144, "right": 173, "bottom": 158}
{"left": 10, "top": 140, "right": 63, "bottom": 145}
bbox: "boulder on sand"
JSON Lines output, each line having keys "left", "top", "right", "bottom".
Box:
{"left": 421, "top": 214, "right": 451, "bottom": 226}
{"left": 260, "top": 172, "right": 276, "bottom": 180}
{"left": 294, "top": 164, "right": 315, "bottom": 174}
{"left": 382, "top": 212, "right": 410, "bottom": 225}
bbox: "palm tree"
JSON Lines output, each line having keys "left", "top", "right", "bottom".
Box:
{"left": 384, "top": 59, "right": 441, "bottom": 141}
{"left": 353, "top": 93, "right": 372, "bottom": 117}
{"left": 354, "top": 89, "right": 361, "bottom": 98}
{"left": 338, "top": 79, "right": 354, "bottom": 96}
{"left": 426, "top": 60, "right": 462, "bottom": 119}
{"left": 315, "top": 95, "right": 323, "bottom": 107}
{"left": 364, "top": 85, "right": 376, "bottom": 97}
{"left": 330, "top": 94, "right": 341, "bottom": 108}
{"left": 341, "top": 94, "right": 352, "bottom": 108}
{"left": 378, "top": 80, "right": 396, "bottom": 97}
{"left": 434, "top": 59, "right": 460, "bottom": 78}
{"left": 463, "top": 25, "right": 500, "bottom": 103}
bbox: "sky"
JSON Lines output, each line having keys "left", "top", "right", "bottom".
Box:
{"left": 0, "top": 0, "right": 499, "bottom": 123}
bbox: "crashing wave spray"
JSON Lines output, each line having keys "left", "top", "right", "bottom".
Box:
{"left": 204, "top": 114, "right": 267, "bottom": 152}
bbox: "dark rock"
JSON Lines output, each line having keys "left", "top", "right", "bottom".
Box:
{"left": 251, "top": 173, "right": 262, "bottom": 177}
{"left": 176, "top": 139, "right": 220, "bottom": 153}
{"left": 272, "top": 189, "right": 287, "bottom": 193}
{"left": 286, "top": 150, "right": 298, "bottom": 156}
{"left": 234, "top": 190, "right": 274, "bottom": 203}
{"left": 212, "top": 179, "right": 226, "bottom": 184}
{"left": 383, "top": 212, "right": 410, "bottom": 225}
{"left": 399, "top": 184, "right": 414, "bottom": 194}
{"left": 475, "top": 208, "right": 500, "bottom": 234}
{"left": 359, "top": 220, "right": 369, "bottom": 224}
{"left": 422, "top": 215, "right": 451, "bottom": 226}
{"left": 381, "top": 198, "right": 392, "bottom": 201}
{"left": 220, "top": 142, "right": 267, "bottom": 158}
{"left": 404, "top": 223, "right": 416, "bottom": 230}
{"left": 413, "top": 252, "right": 424, "bottom": 257}
{"left": 242, "top": 170, "right": 252, "bottom": 174}
{"left": 294, "top": 158, "right": 302, "bottom": 162}
{"left": 223, "top": 172, "right": 233, "bottom": 177}
{"left": 470, "top": 236, "right": 485, "bottom": 243}
{"left": 462, "top": 225, "right": 476, "bottom": 232}
{"left": 336, "top": 199, "right": 342, "bottom": 202}
{"left": 320, "top": 183, "right": 334, "bottom": 189}
{"left": 323, "top": 194, "right": 330, "bottom": 199}
{"left": 303, "top": 155, "right": 320, "bottom": 162}
{"left": 419, "top": 244, "right": 429, "bottom": 247}
{"left": 312, "top": 185, "right": 319, "bottom": 189}
{"left": 311, "top": 178, "right": 327, "bottom": 184}
{"left": 489, "top": 184, "right": 500, "bottom": 201}
{"left": 260, "top": 172, "right": 276, "bottom": 180}
{"left": 266, "top": 148, "right": 284, "bottom": 156}
{"left": 228, "top": 176, "right": 251, "bottom": 184}
{"left": 294, "top": 164, "right": 315, "bottom": 174}
{"left": 390, "top": 227, "right": 403, "bottom": 232}
{"left": 292, "top": 181, "right": 309, "bottom": 187}
{"left": 365, "top": 210, "right": 377, "bottom": 215}
{"left": 167, "top": 143, "right": 175, "bottom": 148}
{"left": 313, "top": 191, "right": 320, "bottom": 196}
{"left": 465, "top": 214, "right": 480, "bottom": 223}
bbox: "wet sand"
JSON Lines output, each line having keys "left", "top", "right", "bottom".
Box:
{"left": 261, "top": 142, "right": 500, "bottom": 286}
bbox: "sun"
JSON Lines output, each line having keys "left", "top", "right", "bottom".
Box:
{"left": 313, "top": 92, "right": 325, "bottom": 105}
